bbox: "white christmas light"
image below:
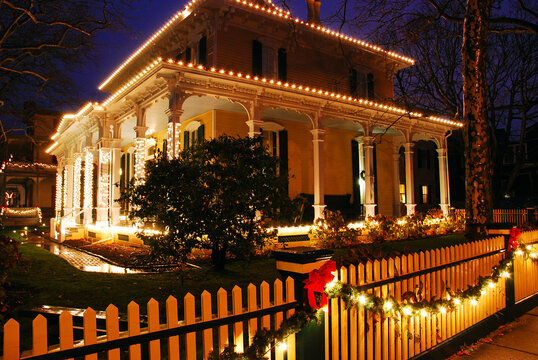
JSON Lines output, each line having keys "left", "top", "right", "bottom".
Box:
{"left": 83, "top": 149, "right": 94, "bottom": 209}
{"left": 55, "top": 171, "right": 63, "bottom": 215}
{"left": 73, "top": 156, "right": 82, "bottom": 211}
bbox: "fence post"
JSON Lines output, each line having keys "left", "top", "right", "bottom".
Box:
{"left": 503, "top": 234, "right": 516, "bottom": 321}
{"left": 273, "top": 247, "right": 333, "bottom": 360}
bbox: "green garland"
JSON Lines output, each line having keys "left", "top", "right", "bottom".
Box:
{"left": 210, "top": 243, "right": 537, "bottom": 359}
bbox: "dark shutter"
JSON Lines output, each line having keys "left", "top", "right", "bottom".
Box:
{"left": 198, "top": 36, "right": 207, "bottom": 66}
{"left": 120, "top": 154, "right": 126, "bottom": 191}
{"left": 350, "top": 68, "right": 358, "bottom": 96}
{"left": 426, "top": 150, "right": 431, "bottom": 169}
{"left": 373, "top": 144, "right": 378, "bottom": 212}
{"left": 351, "top": 140, "right": 360, "bottom": 212}
{"left": 278, "top": 130, "right": 288, "bottom": 193}
{"left": 417, "top": 149, "right": 423, "bottom": 169}
{"left": 183, "top": 130, "right": 190, "bottom": 149}
{"left": 278, "top": 48, "right": 287, "bottom": 82}
{"left": 252, "top": 40, "right": 263, "bottom": 77}
{"left": 185, "top": 47, "right": 192, "bottom": 63}
{"left": 162, "top": 139, "right": 167, "bottom": 155}
{"left": 197, "top": 125, "right": 205, "bottom": 143}
{"left": 367, "top": 73, "right": 375, "bottom": 100}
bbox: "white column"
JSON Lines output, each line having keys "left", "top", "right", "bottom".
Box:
{"left": 96, "top": 147, "right": 111, "bottom": 225}
{"left": 73, "top": 154, "right": 82, "bottom": 222}
{"left": 311, "top": 129, "right": 326, "bottom": 220}
{"left": 63, "top": 159, "right": 74, "bottom": 222}
{"left": 166, "top": 110, "right": 182, "bottom": 159}
{"left": 363, "top": 136, "right": 377, "bottom": 218}
{"left": 55, "top": 169, "right": 63, "bottom": 218}
{"left": 83, "top": 147, "right": 94, "bottom": 224}
{"left": 437, "top": 147, "right": 450, "bottom": 216}
{"left": 109, "top": 145, "right": 122, "bottom": 225}
{"left": 393, "top": 149, "right": 401, "bottom": 217}
{"left": 404, "top": 142, "right": 416, "bottom": 215}
{"left": 134, "top": 126, "right": 148, "bottom": 183}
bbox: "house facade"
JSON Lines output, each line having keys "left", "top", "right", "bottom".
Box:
{"left": 48, "top": 0, "right": 462, "bottom": 242}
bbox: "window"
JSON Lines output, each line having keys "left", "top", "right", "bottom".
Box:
{"left": 198, "top": 36, "right": 207, "bottom": 67}
{"left": 350, "top": 69, "right": 373, "bottom": 99}
{"left": 399, "top": 184, "right": 406, "bottom": 203}
{"left": 263, "top": 130, "right": 279, "bottom": 156}
{"left": 422, "top": 185, "right": 429, "bottom": 204}
{"left": 278, "top": 48, "right": 287, "bottom": 82}
{"left": 183, "top": 122, "right": 205, "bottom": 149}
{"left": 252, "top": 40, "right": 286, "bottom": 80}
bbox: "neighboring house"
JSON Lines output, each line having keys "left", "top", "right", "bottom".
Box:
{"left": 499, "top": 123, "right": 538, "bottom": 206}
{"left": 0, "top": 102, "right": 59, "bottom": 222}
{"left": 48, "top": 0, "right": 462, "bottom": 242}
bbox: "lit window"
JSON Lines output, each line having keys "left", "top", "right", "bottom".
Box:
{"left": 399, "top": 184, "right": 406, "bottom": 203}
{"left": 422, "top": 185, "right": 429, "bottom": 204}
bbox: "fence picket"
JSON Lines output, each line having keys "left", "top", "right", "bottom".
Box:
{"left": 32, "top": 315, "right": 47, "bottom": 357}
{"left": 184, "top": 293, "right": 196, "bottom": 360}
{"left": 127, "top": 301, "right": 142, "bottom": 360}
{"left": 366, "top": 260, "right": 374, "bottom": 360}
{"left": 82, "top": 308, "right": 97, "bottom": 360}
{"left": 217, "top": 288, "right": 229, "bottom": 353}
{"left": 358, "top": 263, "right": 366, "bottom": 360}
{"left": 201, "top": 291, "right": 213, "bottom": 359}
{"left": 59, "top": 311, "right": 74, "bottom": 360}
{"left": 106, "top": 305, "right": 120, "bottom": 360}
{"left": 3, "top": 319, "right": 19, "bottom": 360}
{"left": 166, "top": 296, "right": 180, "bottom": 360}
{"left": 285, "top": 277, "right": 296, "bottom": 360}
{"left": 246, "top": 284, "right": 255, "bottom": 348}
{"left": 147, "top": 298, "right": 161, "bottom": 360}
{"left": 274, "top": 279, "right": 284, "bottom": 360}
{"left": 340, "top": 266, "right": 349, "bottom": 360}
{"left": 349, "top": 264, "right": 358, "bottom": 360}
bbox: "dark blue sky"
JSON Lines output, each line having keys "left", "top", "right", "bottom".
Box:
{"left": 77, "top": 0, "right": 320, "bottom": 106}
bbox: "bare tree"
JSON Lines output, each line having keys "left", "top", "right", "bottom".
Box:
{"left": 0, "top": 0, "right": 136, "bottom": 131}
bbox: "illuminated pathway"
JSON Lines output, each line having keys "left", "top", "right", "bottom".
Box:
{"left": 26, "top": 233, "right": 140, "bottom": 274}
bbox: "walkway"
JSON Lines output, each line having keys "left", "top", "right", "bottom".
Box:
{"left": 26, "top": 233, "right": 139, "bottom": 273}
{"left": 454, "top": 306, "right": 538, "bottom": 359}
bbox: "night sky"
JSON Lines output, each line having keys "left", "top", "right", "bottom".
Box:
{"left": 77, "top": 0, "right": 322, "bottom": 106}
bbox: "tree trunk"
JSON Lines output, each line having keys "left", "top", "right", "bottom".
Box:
{"left": 462, "top": 0, "right": 493, "bottom": 240}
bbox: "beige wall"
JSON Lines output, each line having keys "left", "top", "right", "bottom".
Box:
{"left": 376, "top": 138, "right": 397, "bottom": 216}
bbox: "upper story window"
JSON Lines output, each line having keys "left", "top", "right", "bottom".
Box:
{"left": 175, "top": 35, "right": 207, "bottom": 66}
{"left": 252, "top": 40, "right": 287, "bottom": 81}
{"left": 350, "top": 69, "right": 374, "bottom": 100}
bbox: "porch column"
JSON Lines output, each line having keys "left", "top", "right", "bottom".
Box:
{"left": 83, "top": 147, "right": 94, "bottom": 224}
{"left": 134, "top": 126, "right": 148, "bottom": 183}
{"left": 437, "top": 147, "right": 450, "bottom": 216}
{"left": 363, "top": 136, "right": 377, "bottom": 218}
{"left": 165, "top": 110, "right": 182, "bottom": 159}
{"left": 63, "top": 158, "right": 74, "bottom": 222}
{"left": 55, "top": 168, "right": 63, "bottom": 218}
{"left": 73, "top": 154, "right": 82, "bottom": 223}
{"left": 311, "top": 129, "right": 326, "bottom": 220}
{"left": 393, "top": 148, "right": 401, "bottom": 217}
{"left": 404, "top": 142, "right": 416, "bottom": 215}
{"left": 96, "top": 147, "right": 111, "bottom": 226}
{"left": 109, "top": 143, "right": 122, "bottom": 225}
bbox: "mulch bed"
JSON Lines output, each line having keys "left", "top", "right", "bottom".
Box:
{"left": 64, "top": 239, "right": 149, "bottom": 266}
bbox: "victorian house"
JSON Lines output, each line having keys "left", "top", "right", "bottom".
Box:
{"left": 48, "top": 0, "right": 462, "bottom": 242}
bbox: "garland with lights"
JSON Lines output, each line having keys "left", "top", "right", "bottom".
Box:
{"left": 210, "top": 228, "right": 537, "bottom": 359}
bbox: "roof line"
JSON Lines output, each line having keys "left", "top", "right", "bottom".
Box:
{"left": 97, "top": 0, "right": 414, "bottom": 91}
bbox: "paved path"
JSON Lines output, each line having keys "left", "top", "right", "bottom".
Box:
{"left": 458, "top": 307, "right": 538, "bottom": 359}
{"left": 26, "top": 233, "right": 138, "bottom": 273}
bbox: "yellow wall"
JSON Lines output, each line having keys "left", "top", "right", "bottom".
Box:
{"left": 323, "top": 128, "right": 359, "bottom": 198}
{"left": 214, "top": 110, "right": 249, "bottom": 138}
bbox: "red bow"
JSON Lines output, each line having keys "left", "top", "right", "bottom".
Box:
{"left": 303, "top": 260, "right": 336, "bottom": 309}
{"left": 508, "top": 227, "right": 520, "bottom": 251}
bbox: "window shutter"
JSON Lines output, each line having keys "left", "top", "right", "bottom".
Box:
{"left": 278, "top": 130, "right": 288, "bottom": 193}
{"left": 367, "top": 73, "right": 375, "bottom": 100}
{"left": 185, "top": 47, "right": 192, "bottom": 63}
{"left": 357, "top": 72, "right": 367, "bottom": 98}
{"left": 350, "top": 68, "right": 358, "bottom": 96}
{"left": 198, "top": 36, "right": 207, "bottom": 66}
{"left": 183, "top": 130, "right": 190, "bottom": 149}
{"left": 252, "top": 40, "right": 263, "bottom": 77}
{"left": 197, "top": 125, "right": 205, "bottom": 143}
{"left": 278, "top": 48, "right": 287, "bottom": 82}
{"left": 162, "top": 139, "right": 167, "bottom": 155}
{"left": 417, "top": 149, "right": 423, "bottom": 169}
{"left": 351, "top": 140, "right": 360, "bottom": 210}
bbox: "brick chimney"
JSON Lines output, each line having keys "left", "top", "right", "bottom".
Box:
{"left": 306, "top": 0, "right": 321, "bottom": 25}
{"left": 313, "top": 0, "right": 321, "bottom": 25}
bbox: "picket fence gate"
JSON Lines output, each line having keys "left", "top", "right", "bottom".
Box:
{"left": 2, "top": 231, "right": 538, "bottom": 360}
